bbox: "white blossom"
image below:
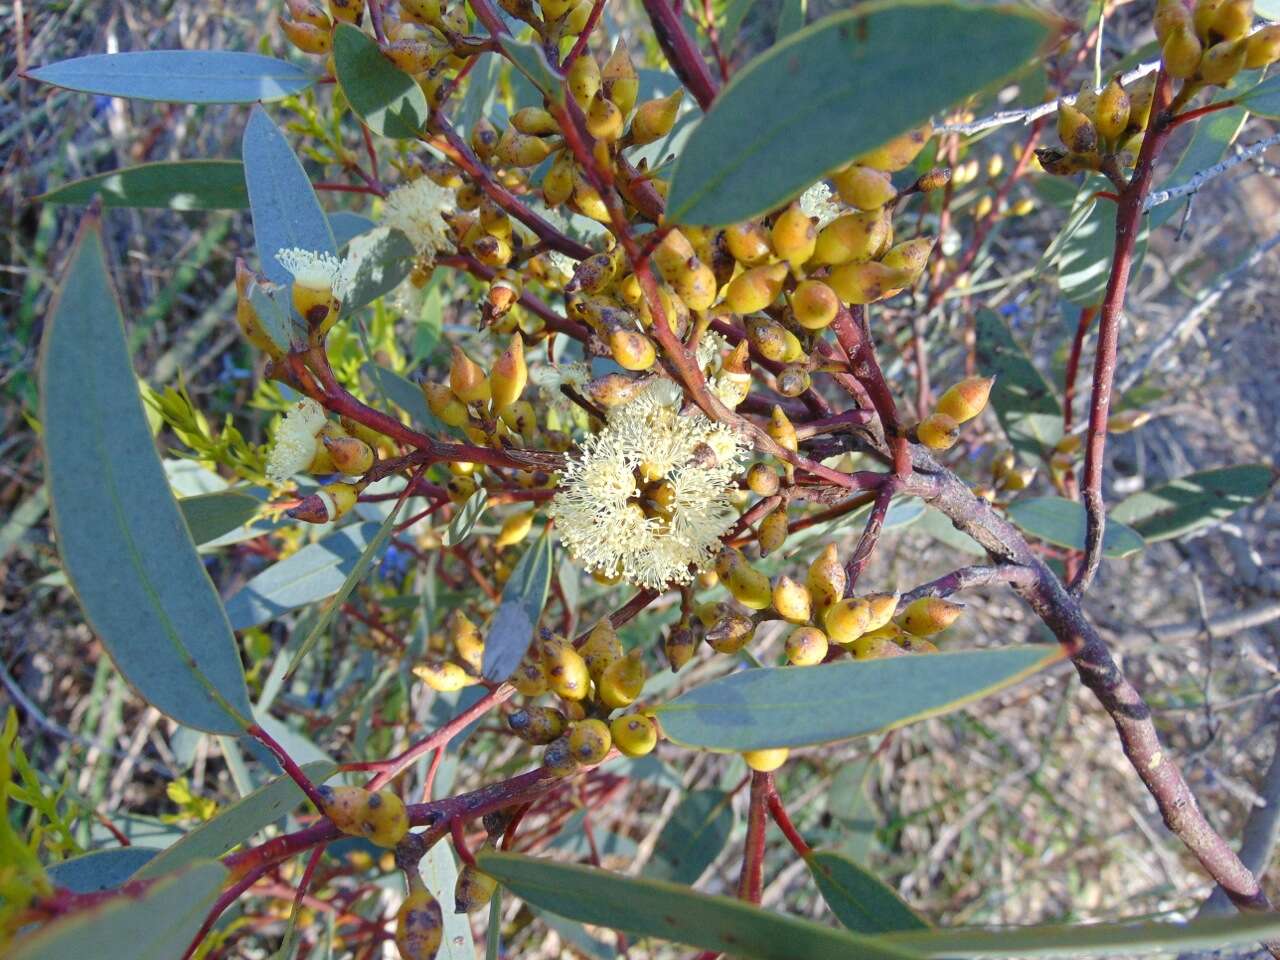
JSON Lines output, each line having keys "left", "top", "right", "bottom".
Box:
{"left": 798, "top": 181, "right": 840, "bottom": 227}
{"left": 381, "top": 177, "right": 456, "bottom": 261}
{"left": 275, "top": 248, "right": 354, "bottom": 300}
{"left": 266, "top": 398, "right": 327, "bottom": 483}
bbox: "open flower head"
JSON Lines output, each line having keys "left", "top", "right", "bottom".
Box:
{"left": 266, "top": 397, "right": 327, "bottom": 483}
{"left": 382, "top": 177, "right": 456, "bottom": 261}
{"left": 550, "top": 379, "right": 747, "bottom": 590}
{"left": 275, "top": 248, "right": 354, "bottom": 300}
{"left": 798, "top": 181, "right": 840, "bottom": 227}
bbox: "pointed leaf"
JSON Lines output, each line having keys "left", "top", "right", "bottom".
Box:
{"left": 975, "top": 307, "right": 1062, "bottom": 460}
{"left": 418, "top": 842, "right": 478, "bottom": 959}
{"left": 444, "top": 488, "right": 488, "bottom": 547}
{"left": 481, "top": 529, "right": 553, "bottom": 681}
{"left": 807, "top": 848, "right": 928, "bottom": 934}
{"left": 340, "top": 227, "right": 416, "bottom": 315}
{"left": 1056, "top": 187, "right": 1147, "bottom": 305}
{"left": 242, "top": 105, "right": 336, "bottom": 287}
{"left": 1006, "top": 497, "right": 1145, "bottom": 558}
{"left": 333, "top": 24, "right": 430, "bottom": 139}
{"left": 178, "top": 489, "right": 262, "bottom": 546}
{"left": 225, "top": 522, "right": 383, "bottom": 629}
{"left": 41, "top": 218, "right": 252, "bottom": 734}
{"left": 10, "top": 861, "right": 228, "bottom": 960}
{"left": 647, "top": 789, "right": 735, "bottom": 885}
{"left": 38, "top": 160, "right": 248, "bottom": 210}
{"left": 134, "top": 761, "right": 335, "bottom": 879}
{"left": 46, "top": 847, "right": 160, "bottom": 893}
{"left": 652, "top": 647, "right": 1061, "bottom": 751}
{"left": 1111, "top": 464, "right": 1275, "bottom": 542}
{"left": 478, "top": 851, "right": 919, "bottom": 960}
{"left": 1239, "top": 72, "right": 1280, "bottom": 118}
{"left": 665, "top": 1, "right": 1051, "bottom": 226}
{"left": 28, "top": 51, "right": 312, "bottom": 103}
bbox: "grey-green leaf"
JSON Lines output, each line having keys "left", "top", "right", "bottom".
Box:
{"left": 178, "top": 489, "right": 262, "bottom": 546}
{"left": 134, "top": 761, "right": 335, "bottom": 880}
{"left": 478, "top": 851, "right": 918, "bottom": 960}
{"left": 665, "top": 1, "right": 1051, "bottom": 225}
{"left": 1239, "top": 72, "right": 1280, "bottom": 118}
{"left": 46, "top": 847, "right": 160, "bottom": 893}
{"left": 225, "top": 522, "right": 383, "bottom": 629}
{"left": 333, "top": 24, "right": 430, "bottom": 139}
{"left": 1111, "top": 465, "right": 1275, "bottom": 542}
{"left": 341, "top": 227, "right": 416, "bottom": 315}
{"left": 10, "top": 861, "right": 228, "bottom": 960}
{"left": 975, "top": 307, "right": 1062, "bottom": 460}
{"left": 1151, "top": 105, "right": 1246, "bottom": 227}
{"left": 28, "top": 51, "right": 313, "bottom": 103}
{"left": 481, "top": 529, "right": 553, "bottom": 681}
{"left": 1006, "top": 497, "right": 1145, "bottom": 558}
{"left": 1056, "top": 190, "right": 1147, "bottom": 305}
{"left": 807, "top": 848, "right": 928, "bottom": 934}
{"left": 41, "top": 218, "right": 252, "bottom": 734}
{"left": 242, "top": 105, "right": 336, "bottom": 287}
{"left": 38, "top": 161, "right": 248, "bottom": 210}
{"left": 647, "top": 789, "right": 735, "bottom": 886}
{"left": 444, "top": 488, "right": 488, "bottom": 547}
{"left": 654, "top": 647, "right": 1059, "bottom": 751}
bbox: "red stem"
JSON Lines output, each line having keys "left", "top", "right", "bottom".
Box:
{"left": 640, "top": 0, "right": 719, "bottom": 110}
{"left": 736, "top": 772, "right": 769, "bottom": 903}
{"left": 764, "top": 781, "right": 811, "bottom": 859}
{"left": 248, "top": 724, "right": 329, "bottom": 811}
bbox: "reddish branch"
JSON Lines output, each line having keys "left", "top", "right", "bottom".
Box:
{"left": 765, "top": 779, "right": 812, "bottom": 860}
{"left": 640, "top": 0, "right": 720, "bottom": 110}
{"left": 736, "top": 772, "right": 770, "bottom": 903}
{"left": 1073, "top": 69, "right": 1176, "bottom": 596}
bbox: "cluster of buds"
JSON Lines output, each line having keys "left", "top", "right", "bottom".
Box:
{"left": 1156, "top": 0, "right": 1279, "bottom": 83}
{"left": 1039, "top": 72, "right": 1156, "bottom": 176}
{"left": 915, "top": 375, "right": 994, "bottom": 453}
{"left": 317, "top": 784, "right": 410, "bottom": 846}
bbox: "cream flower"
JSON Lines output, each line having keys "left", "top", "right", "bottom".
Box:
{"left": 798, "top": 181, "right": 840, "bottom": 227}
{"left": 381, "top": 177, "right": 456, "bottom": 261}
{"left": 549, "top": 379, "right": 747, "bottom": 590}
{"left": 275, "top": 248, "right": 354, "bottom": 300}
{"left": 266, "top": 397, "right": 327, "bottom": 483}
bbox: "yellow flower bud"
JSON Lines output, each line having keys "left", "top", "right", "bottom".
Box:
{"left": 630, "top": 89, "right": 683, "bottom": 145}
{"left": 543, "top": 151, "right": 575, "bottom": 207}
{"left": 724, "top": 221, "right": 772, "bottom": 267}
{"left": 935, "top": 376, "right": 994, "bottom": 424}
{"left": 1107, "top": 409, "right": 1154, "bottom": 433}
{"left": 542, "top": 735, "right": 580, "bottom": 777}
{"left": 597, "top": 648, "right": 645, "bottom": 708}
{"left": 234, "top": 260, "right": 285, "bottom": 359}
{"left": 396, "top": 887, "right": 443, "bottom": 960}
{"left": 831, "top": 164, "right": 896, "bottom": 209}
{"left": 790, "top": 279, "right": 840, "bottom": 330}
{"left": 724, "top": 262, "right": 788, "bottom": 314}
{"left": 1200, "top": 38, "right": 1247, "bottom": 84}
{"left": 495, "top": 508, "right": 535, "bottom": 549}
{"left": 812, "top": 209, "right": 891, "bottom": 266}
{"left": 757, "top": 504, "right": 789, "bottom": 556}
{"left": 511, "top": 106, "right": 559, "bottom": 136}
{"left": 899, "top": 596, "right": 963, "bottom": 636}
{"left": 610, "top": 713, "right": 658, "bottom": 757}
{"left": 1163, "top": 25, "right": 1204, "bottom": 78}
{"left": 879, "top": 236, "right": 936, "bottom": 283}
{"left": 823, "top": 598, "right": 870, "bottom": 646}
{"left": 1057, "top": 101, "right": 1097, "bottom": 154}
{"left": 542, "top": 638, "right": 591, "bottom": 700}
{"left": 507, "top": 705, "right": 568, "bottom": 745}
{"left": 1095, "top": 78, "right": 1131, "bottom": 142}
{"left": 1193, "top": 0, "right": 1225, "bottom": 40}
{"left": 664, "top": 623, "right": 699, "bottom": 672}
{"left": 1245, "top": 25, "right": 1280, "bottom": 68}
{"left": 322, "top": 434, "right": 374, "bottom": 476}
{"left": 786, "top": 626, "right": 828, "bottom": 666}
{"left": 807, "top": 543, "right": 847, "bottom": 612}
{"left": 318, "top": 785, "right": 369, "bottom": 835}
{"left": 512, "top": 656, "right": 548, "bottom": 697}
{"left": 282, "top": 18, "right": 332, "bottom": 55}
{"left": 454, "top": 863, "right": 498, "bottom": 914}
{"left": 770, "top": 203, "right": 818, "bottom": 266}
{"left": 772, "top": 575, "right": 812, "bottom": 624}
{"left": 1154, "top": 0, "right": 1191, "bottom": 43}
{"left": 567, "top": 53, "right": 601, "bottom": 109}
{"left": 827, "top": 261, "right": 912, "bottom": 305}
{"left": 288, "top": 481, "right": 359, "bottom": 524}
{"left": 715, "top": 547, "right": 772, "bottom": 610}
{"left": 567, "top": 718, "right": 612, "bottom": 766}
{"left": 449, "top": 345, "right": 490, "bottom": 404}
{"left": 602, "top": 39, "right": 639, "bottom": 116}
{"left": 414, "top": 659, "right": 478, "bottom": 692}
{"left": 361, "top": 789, "right": 409, "bottom": 847}
{"left": 743, "top": 747, "right": 789, "bottom": 772}
{"left": 767, "top": 405, "right": 798, "bottom": 453}
{"left": 863, "top": 593, "right": 900, "bottom": 633}
{"left": 917, "top": 412, "right": 960, "bottom": 451}
{"left": 706, "top": 610, "right": 756, "bottom": 652}
{"left": 489, "top": 334, "right": 527, "bottom": 411}
{"left": 496, "top": 128, "right": 553, "bottom": 167}
{"left": 856, "top": 122, "right": 932, "bottom": 172}
{"left": 609, "top": 329, "right": 657, "bottom": 371}
{"left": 328, "top": 0, "right": 365, "bottom": 24}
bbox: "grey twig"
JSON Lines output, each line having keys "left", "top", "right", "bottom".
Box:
{"left": 1143, "top": 132, "right": 1280, "bottom": 212}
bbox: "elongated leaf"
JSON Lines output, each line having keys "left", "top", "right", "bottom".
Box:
{"left": 225, "top": 522, "right": 383, "bottom": 629}
{"left": 46, "top": 847, "right": 159, "bottom": 893}
{"left": 341, "top": 227, "right": 416, "bottom": 315}
{"left": 807, "top": 849, "right": 927, "bottom": 934}
{"left": 653, "top": 647, "right": 1060, "bottom": 751}
{"left": 647, "top": 790, "right": 734, "bottom": 886}
{"left": 1151, "top": 105, "right": 1246, "bottom": 227}
{"left": 478, "top": 851, "right": 918, "bottom": 960}
{"left": 28, "top": 50, "right": 313, "bottom": 103}
{"left": 1111, "top": 465, "right": 1274, "bottom": 542}
{"left": 361, "top": 363, "right": 455, "bottom": 436}
{"left": 418, "top": 842, "right": 478, "bottom": 959}
{"left": 286, "top": 497, "right": 406, "bottom": 676}
{"left": 481, "top": 529, "right": 554, "bottom": 681}
{"left": 530, "top": 907, "right": 616, "bottom": 959}
{"left": 11, "top": 861, "right": 227, "bottom": 960}
{"left": 41, "top": 218, "right": 252, "bottom": 734}
{"left": 883, "top": 911, "right": 1280, "bottom": 957}
{"left": 135, "top": 761, "right": 335, "bottom": 879}
{"left": 333, "top": 24, "right": 430, "bottom": 139}
{"left": 330, "top": 211, "right": 377, "bottom": 248}
{"left": 498, "top": 37, "right": 561, "bottom": 100}
{"left": 1240, "top": 72, "right": 1280, "bottom": 118}
{"left": 1006, "top": 497, "right": 1144, "bottom": 558}
{"left": 444, "top": 488, "right": 488, "bottom": 547}
{"left": 777, "top": 0, "right": 807, "bottom": 38}
{"left": 178, "top": 489, "right": 261, "bottom": 546}
{"left": 39, "top": 160, "right": 248, "bottom": 210}
{"left": 665, "top": 1, "right": 1051, "bottom": 225}
{"left": 1056, "top": 188, "right": 1147, "bottom": 305}
{"left": 242, "top": 106, "right": 336, "bottom": 287}
{"left": 975, "top": 307, "right": 1062, "bottom": 460}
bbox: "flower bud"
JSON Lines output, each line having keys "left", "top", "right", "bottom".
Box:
{"left": 664, "top": 623, "right": 699, "bottom": 671}
{"left": 328, "top": 0, "right": 365, "bottom": 25}
{"left": 864, "top": 593, "right": 900, "bottom": 633}
{"left": 611, "top": 713, "right": 658, "bottom": 757}
{"left": 543, "top": 151, "right": 575, "bottom": 207}
{"left": 767, "top": 405, "right": 798, "bottom": 453}
{"left": 542, "top": 638, "right": 591, "bottom": 700}
{"left": 786, "top": 626, "right": 828, "bottom": 666}
{"left": 288, "top": 481, "right": 359, "bottom": 524}
{"left": 917, "top": 412, "right": 960, "bottom": 451}
{"left": 807, "top": 543, "right": 846, "bottom": 611}
{"left": 495, "top": 508, "right": 535, "bottom": 549}
{"left": 879, "top": 236, "right": 935, "bottom": 283}
{"left": 542, "top": 735, "right": 580, "bottom": 777}
{"left": 1107, "top": 409, "right": 1154, "bottom": 432}
{"left": 598, "top": 648, "right": 645, "bottom": 708}
{"left": 1200, "top": 38, "right": 1247, "bottom": 84}
{"left": 507, "top": 705, "right": 568, "bottom": 744}
{"left": 512, "top": 656, "right": 548, "bottom": 697}
{"left": 935, "top": 376, "right": 994, "bottom": 424}
{"left": 630, "top": 89, "right": 682, "bottom": 145}
{"left": 580, "top": 619, "right": 624, "bottom": 680}
{"left": 317, "top": 785, "right": 369, "bottom": 835}
{"left": 602, "top": 39, "right": 639, "bottom": 116}
{"left": 282, "top": 18, "right": 332, "bottom": 54}
{"left": 1193, "top": 0, "right": 1225, "bottom": 39}
{"left": 848, "top": 633, "right": 909, "bottom": 660}
{"left": 899, "top": 596, "right": 963, "bottom": 636}
{"left": 812, "top": 209, "right": 891, "bottom": 266}
{"left": 1163, "top": 25, "right": 1204, "bottom": 78}
{"left": 511, "top": 106, "right": 559, "bottom": 136}
{"left": 288, "top": 0, "right": 331, "bottom": 27}
{"left": 1057, "top": 101, "right": 1097, "bottom": 154}
{"left": 454, "top": 863, "right": 498, "bottom": 914}
{"left": 449, "top": 346, "right": 490, "bottom": 405}
{"left": 743, "top": 747, "right": 788, "bottom": 772}
{"left": 823, "top": 598, "right": 870, "bottom": 646}
{"left": 323, "top": 434, "right": 374, "bottom": 475}
{"left": 361, "top": 788, "right": 409, "bottom": 847}
{"left": 724, "top": 221, "right": 772, "bottom": 267}
{"left": 827, "top": 261, "right": 913, "bottom": 305}
{"left": 567, "top": 718, "right": 612, "bottom": 766}
{"left": 724, "top": 262, "right": 788, "bottom": 313}
{"left": 414, "top": 659, "right": 478, "bottom": 692}
{"left": 1212, "top": 0, "right": 1253, "bottom": 41}
{"left": 496, "top": 128, "right": 553, "bottom": 167}
{"left": 1095, "top": 79, "right": 1131, "bottom": 142}
{"left": 856, "top": 122, "right": 932, "bottom": 171}
{"left": 397, "top": 887, "right": 444, "bottom": 960}
{"left": 586, "top": 90, "right": 625, "bottom": 141}
{"left": 776, "top": 364, "right": 811, "bottom": 398}
{"left": 1154, "top": 0, "right": 1191, "bottom": 43}
{"left": 422, "top": 381, "right": 471, "bottom": 428}
{"left": 567, "top": 53, "right": 601, "bottom": 109}
{"left": 790, "top": 279, "right": 840, "bottom": 330}
{"left": 715, "top": 548, "right": 772, "bottom": 611}
{"left": 832, "top": 164, "right": 896, "bottom": 209}
{"left": 1245, "top": 24, "right": 1280, "bottom": 67}
{"left": 705, "top": 611, "right": 756, "bottom": 653}
{"left": 489, "top": 334, "right": 527, "bottom": 411}
{"left": 447, "top": 610, "right": 484, "bottom": 673}
{"left": 747, "top": 462, "right": 781, "bottom": 496}
{"left": 772, "top": 575, "right": 812, "bottom": 624}
{"left": 771, "top": 203, "right": 818, "bottom": 266}
{"left": 609, "top": 329, "right": 657, "bottom": 371}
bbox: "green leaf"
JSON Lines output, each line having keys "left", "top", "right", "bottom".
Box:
{"left": 486, "top": 888, "right": 503, "bottom": 960}
{"left": 1151, "top": 105, "right": 1246, "bottom": 227}
{"left": 1239, "top": 72, "right": 1280, "bottom": 118}
{"left": 418, "top": 842, "right": 477, "bottom": 959}
{"left": 883, "top": 911, "right": 1280, "bottom": 957}
{"left": 1006, "top": 497, "right": 1145, "bottom": 558}
{"left": 341, "top": 227, "right": 416, "bottom": 315}
{"left": 498, "top": 37, "right": 562, "bottom": 101}
{"left": 975, "top": 307, "right": 1062, "bottom": 460}
{"left": 361, "top": 363, "right": 435, "bottom": 425}
{"left": 285, "top": 496, "right": 406, "bottom": 676}
{"left": 444, "top": 488, "right": 488, "bottom": 547}
{"left": 529, "top": 907, "right": 616, "bottom": 959}
{"left": 330, "top": 211, "right": 377, "bottom": 248}
{"left": 481, "top": 528, "right": 553, "bottom": 682}
{"left": 225, "top": 522, "right": 383, "bottom": 629}
{"left": 242, "top": 105, "right": 336, "bottom": 288}
{"left": 46, "top": 847, "right": 159, "bottom": 893}
{"left": 38, "top": 161, "right": 248, "bottom": 210}
{"left": 478, "top": 851, "right": 918, "bottom": 960}
{"left": 10, "top": 861, "right": 227, "bottom": 960}
{"left": 1111, "top": 465, "right": 1275, "bottom": 542}
{"left": 333, "top": 24, "right": 430, "bottom": 139}
{"left": 653, "top": 647, "right": 1059, "bottom": 751}
{"left": 1055, "top": 186, "right": 1147, "bottom": 305}
{"left": 807, "top": 849, "right": 928, "bottom": 934}
{"left": 777, "top": 0, "right": 807, "bottom": 38}
{"left": 665, "top": 1, "right": 1051, "bottom": 226}
{"left": 134, "top": 761, "right": 335, "bottom": 880}
{"left": 27, "top": 51, "right": 313, "bottom": 103}
{"left": 915, "top": 507, "right": 985, "bottom": 557}
{"left": 647, "top": 790, "right": 735, "bottom": 886}
{"left": 178, "top": 489, "right": 261, "bottom": 546}
{"left": 41, "top": 218, "right": 252, "bottom": 734}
